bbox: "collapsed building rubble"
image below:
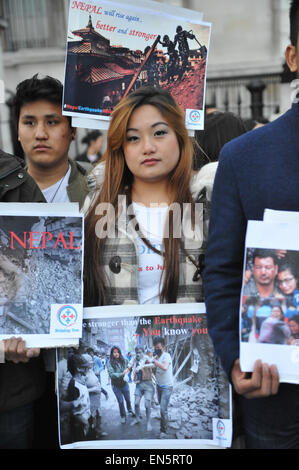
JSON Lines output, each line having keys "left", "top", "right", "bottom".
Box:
{"left": 167, "top": 58, "right": 207, "bottom": 110}
{"left": 0, "top": 216, "right": 83, "bottom": 335}
{"left": 134, "top": 314, "right": 230, "bottom": 439}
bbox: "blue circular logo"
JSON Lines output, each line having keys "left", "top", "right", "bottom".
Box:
{"left": 57, "top": 305, "right": 78, "bottom": 327}
{"left": 189, "top": 110, "right": 201, "bottom": 123}
{"left": 217, "top": 420, "right": 225, "bottom": 436}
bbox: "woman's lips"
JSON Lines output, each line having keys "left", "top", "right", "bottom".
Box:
{"left": 142, "top": 158, "right": 160, "bottom": 166}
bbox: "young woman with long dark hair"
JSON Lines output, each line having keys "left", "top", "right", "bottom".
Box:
{"left": 83, "top": 86, "right": 212, "bottom": 433}
{"left": 83, "top": 86, "right": 210, "bottom": 308}
{"left": 107, "top": 346, "right": 133, "bottom": 424}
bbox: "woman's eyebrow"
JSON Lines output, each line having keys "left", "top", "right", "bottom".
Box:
{"left": 126, "top": 121, "right": 169, "bottom": 132}
{"left": 152, "top": 121, "right": 169, "bottom": 128}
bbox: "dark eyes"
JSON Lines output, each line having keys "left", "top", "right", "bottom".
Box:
{"left": 154, "top": 129, "right": 167, "bottom": 136}
{"left": 126, "top": 129, "right": 168, "bottom": 142}
{"left": 126, "top": 135, "right": 139, "bottom": 142}
{"left": 22, "top": 120, "right": 59, "bottom": 126}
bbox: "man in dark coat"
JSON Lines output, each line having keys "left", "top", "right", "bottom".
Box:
{"left": 0, "top": 151, "right": 45, "bottom": 203}
{"left": 204, "top": 0, "right": 299, "bottom": 449}
{"left": 0, "top": 150, "right": 47, "bottom": 449}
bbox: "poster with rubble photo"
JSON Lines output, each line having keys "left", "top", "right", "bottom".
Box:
{"left": 63, "top": 0, "right": 211, "bottom": 130}
{"left": 0, "top": 203, "right": 84, "bottom": 348}
{"left": 240, "top": 220, "right": 299, "bottom": 384}
{"left": 57, "top": 303, "right": 232, "bottom": 449}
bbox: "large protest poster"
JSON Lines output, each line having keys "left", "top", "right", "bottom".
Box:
{"left": 0, "top": 203, "right": 83, "bottom": 348}
{"left": 240, "top": 220, "right": 299, "bottom": 384}
{"left": 57, "top": 303, "right": 232, "bottom": 449}
{"left": 63, "top": 0, "right": 211, "bottom": 130}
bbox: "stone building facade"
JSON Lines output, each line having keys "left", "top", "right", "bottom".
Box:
{"left": 0, "top": 0, "right": 293, "bottom": 154}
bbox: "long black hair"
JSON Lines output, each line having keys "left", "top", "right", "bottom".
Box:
{"left": 109, "top": 346, "right": 126, "bottom": 368}
{"left": 193, "top": 111, "right": 247, "bottom": 169}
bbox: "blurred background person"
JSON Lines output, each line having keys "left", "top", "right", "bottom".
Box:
{"left": 193, "top": 111, "right": 247, "bottom": 170}
{"left": 243, "top": 117, "right": 269, "bottom": 132}
{"left": 288, "top": 315, "right": 299, "bottom": 344}
{"left": 195, "top": 111, "right": 248, "bottom": 202}
{"left": 75, "top": 130, "right": 104, "bottom": 166}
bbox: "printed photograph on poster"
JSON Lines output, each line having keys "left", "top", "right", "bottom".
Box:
{"left": 57, "top": 304, "right": 232, "bottom": 449}
{"left": 0, "top": 205, "right": 84, "bottom": 347}
{"left": 63, "top": 0, "right": 211, "bottom": 130}
{"left": 240, "top": 220, "right": 299, "bottom": 384}
{"left": 241, "top": 247, "right": 299, "bottom": 346}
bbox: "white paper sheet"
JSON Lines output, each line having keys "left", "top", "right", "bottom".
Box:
{"left": 57, "top": 303, "right": 232, "bottom": 449}
{"left": 240, "top": 220, "right": 299, "bottom": 384}
{"left": 0, "top": 203, "right": 84, "bottom": 348}
{"left": 63, "top": 0, "right": 211, "bottom": 130}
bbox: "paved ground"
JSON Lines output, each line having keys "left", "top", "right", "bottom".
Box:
{"left": 99, "top": 368, "right": 176, "bottom": 441}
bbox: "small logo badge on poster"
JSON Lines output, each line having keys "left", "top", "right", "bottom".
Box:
{"left": 216, "top": 419, "right": 225, "bottom": 436}
{"left": 212, "top": 418, "right": 232, "bottom": 447}
{"left": 58, "top": 305, "right": 78, "bottom": 327}
{"left": 50, "top": 304, "right": 82, "bottom": 338}
{"left": 185, "top": 109, "right": 203, "bottom": 130}
{"left": 189, "top": 110, "right": 201, "bottom": 123}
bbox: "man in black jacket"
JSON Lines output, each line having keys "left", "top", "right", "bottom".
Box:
{"left": 0, "top": 150, "right": 47, "bottom": 449}
{"left": 0, "top": 151, "right": 45, "bottom": 203}
{"left": 12, "top": 74, "right": 88, "bottom": 208}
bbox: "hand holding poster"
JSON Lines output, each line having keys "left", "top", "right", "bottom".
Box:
{"left": 63, "top": 0, "right": 211, "bottom": 130}
{"left": 0, "top": 203, "right": 83, "bottom": 348}
{"left": 57, "top": 303, "right": 232, "bottom": 449}
{"left": 240, "top": 220, "right": 299, "bottom": 384}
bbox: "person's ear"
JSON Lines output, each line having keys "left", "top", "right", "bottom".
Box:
{"left": 286, "top": 44, "right": 298, "bottom": 73}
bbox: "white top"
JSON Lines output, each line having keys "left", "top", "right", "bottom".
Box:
{"left": 42, "top": 165, "right": 71, "bottom": 203}
{"left": 133, "top": 202, "right": 168, "bottom": 304}
{"left": 86, "top": 153, "right": 98, "bottom": 163}
{"left": 155, "top": 351, "right": 173, "bottom": 387}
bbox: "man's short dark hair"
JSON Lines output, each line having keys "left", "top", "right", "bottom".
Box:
{"left": 82, "top": 130, "right": 103, "bottom": 145}
{"left": 290, "top": 0, "right": 299, "bottom": 46}
{"left": 12, "top": 73, "right": 71, "bottom": 127}
{"left": 252, "top": 249, "right": 278, "bottom": 265}
{"left": 153, "top": 336, "right": 165, "bottom": 347}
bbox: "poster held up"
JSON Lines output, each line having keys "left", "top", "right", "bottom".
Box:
{"left": 57, "top": 303, "right": 232, "bottom": 449}
{"left": 0, "top": 203, "right": 83, "bottom": 348}
{"left": 63, "top": 0, "right": 211, "bottom": 130}
{"left": 240, "top": 220, "right": 299, "bottom": 384}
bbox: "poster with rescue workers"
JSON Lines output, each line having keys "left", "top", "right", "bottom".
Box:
{"left": 0, "top": 203, "right": 83, "bottom": 348}
{"left": 57, "top": 303, "right": 232, "bottom": 449}
{"left": 63, "top": 0, "right": 211, "bottom": 130}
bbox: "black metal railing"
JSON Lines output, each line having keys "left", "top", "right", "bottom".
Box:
{"left": 206, "top": 73, "right": 282, "bottom": 120}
